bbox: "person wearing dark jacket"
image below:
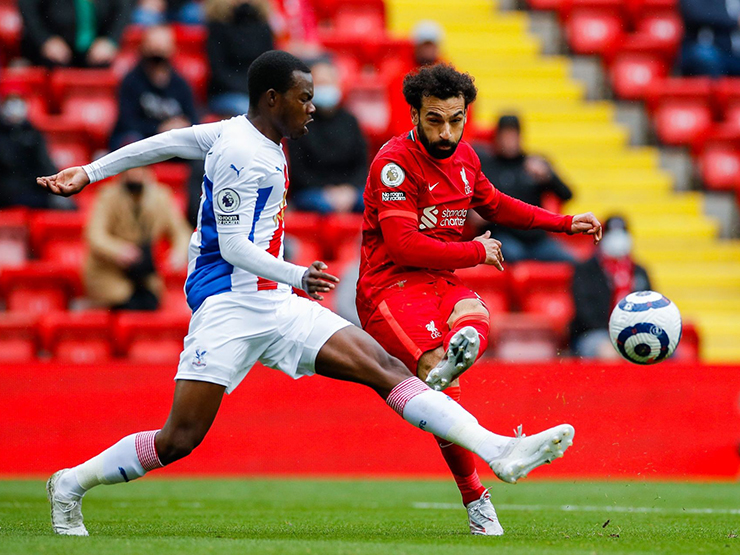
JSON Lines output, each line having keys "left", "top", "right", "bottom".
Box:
{"left": 475, "top": 114, "right": 574, "bottom": 263}
{"left": 287, "top": 60, "right": 368, "bottom": 214}
{"left": 205, "top": 0, "right": 274, "bottom": 116}
{"left": 679, "top": 0, "right": 740, "bottom": 76}
{"left": 18, "top": 0, "right": 133, "bottom": 67}
{"left": 570, "top": 216, "right": 652, "bottom": 359}
{"left": 110, "top": 25, "right": 198, "bottom": 149}
{"left": 0, "top": 92, "right": 62, "bottom": 209}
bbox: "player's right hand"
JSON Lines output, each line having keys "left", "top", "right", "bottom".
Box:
{"left": 301, "top": 261, "right": 340, "bottom": 301}
{"left": 474, "top": 230, "right": 505, "bottom": 271}
{"left": 37, "top": 167, "right": 90, "bottom": 197}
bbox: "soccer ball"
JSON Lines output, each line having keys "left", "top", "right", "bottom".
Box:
{"left": 608, "top": 291, "right": 682, "bottom": 364}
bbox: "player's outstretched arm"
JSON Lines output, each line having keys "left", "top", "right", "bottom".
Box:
{"left": 37, "top": 166, "right": 90, "bottom": 197}
{"left": 570, "top": 212, "right": 602, "bottom": 244}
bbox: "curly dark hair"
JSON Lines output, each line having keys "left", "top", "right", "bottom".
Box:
{"left": 402, "top": 64, "right": 477, "bottom": 110}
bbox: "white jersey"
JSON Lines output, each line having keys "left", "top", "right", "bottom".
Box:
{"left": 186, "top": 116, "right": 291, "bottom": 312}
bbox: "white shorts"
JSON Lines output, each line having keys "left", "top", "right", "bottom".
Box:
{"left": 176, "top": 290, "right": 352, "bottom": 393}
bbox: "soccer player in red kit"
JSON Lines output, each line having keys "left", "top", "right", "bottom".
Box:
{"left": 357, "top": 64, "right": 602, "bottom": 536}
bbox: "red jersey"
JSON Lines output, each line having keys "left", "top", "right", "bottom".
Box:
{"left": 356, "top": 129, "right": 573, "bottom": 323}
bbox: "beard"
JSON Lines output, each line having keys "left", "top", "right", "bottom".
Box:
{"left": 417, "top": 123, "right": 461, "bottom": 159}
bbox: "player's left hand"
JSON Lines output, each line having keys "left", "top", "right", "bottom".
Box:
{"left": 571, "top": 212, "right": 602, "bottom": 244}
{"left": 37, "top": 167, "right": 90, "bottom": 197}
{"left": 302, "top": 261, "right": 340, "bottom": 301}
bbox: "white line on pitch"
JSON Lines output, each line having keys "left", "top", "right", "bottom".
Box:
{"left": 412, "top": 502, "right": 740, "bottom": 515}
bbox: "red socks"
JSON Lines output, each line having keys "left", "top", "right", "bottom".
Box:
{"left": 444, "top": 313, "right": 490, "bottom": 361}
{"left": 434, "top": 386, "right": 486, "bottom": 506}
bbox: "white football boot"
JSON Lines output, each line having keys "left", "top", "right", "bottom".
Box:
{"left": 489, "top": 424, "right": 575, "bottom": 484}
{"left": 425, "top": 326, "right": 480, "bottom": 391}
{"left": 465, "top": 489, "right": 504, "bottom": 536}
{"left": 46, "top": 469, "right": 89, "bottom": 536}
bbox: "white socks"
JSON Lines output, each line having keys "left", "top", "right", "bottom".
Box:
{"left": 386, "top": 377, "right": 510, "bottom": 462}
{"left": 56, "top": 430, "right": 163, "bottom": 500}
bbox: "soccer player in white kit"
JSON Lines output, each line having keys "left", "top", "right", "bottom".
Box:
{"left": 38, "top": 51, "right": 575, "bottom": 537}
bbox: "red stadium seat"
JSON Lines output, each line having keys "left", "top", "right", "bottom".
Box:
{"left": 173, "top": 53, "right": 209, "bottom": 104}
{"left": 0, "top": 313, "right": 39, "bottom": 362}
{"left": 713, "top": 78, "right": 740, "bottom": 125}
{"left": 49, "top": 68, "right": 119, "bottom": 106}
{"left": 693, "top": 124, "right": 740, "bottom": 191}
{"left": 344, "top": 78, "right": 391, "bottom": 142}
{"left": 40, "top": 311, "right": 113, "bottom": 363}
{"left": 673, "top": 321, "right": 700, "bottom": 361}
{"left": 647, "top": 78, "right": 714, "bottom": 146}
{"left": 606, "top": 36, "right": 670, "bottom": 100}
{"left": 0, "top": 263, "right": 82, "bottom": 314}
{"left": 60, "top": 96, "right": 119, "bottom": 148}
{"left": 173, "top": 24, "right": 207, "bottom": 56}
{"left": 0, "top": 208, "right": 29, "bottom": 269}
{"left": 564, "top": 6, "right": 625, "bottom": 56}
{"left": 0, "top": 67, "right": 51, "bottom": 118}
{"left": 29, "top": 211, "right": 87, "bottom": 266}
{"left": 35, "top": 118, "right": 92, "bottom": 169}
{"left": 633, "top": 11, "right": 683, "bottom": 58}
{"left": 510, "top": 262, "right": 574, "bottom": 337}
{"left": 527, "top": 0, "right": 566, "bottom": 11}
{"left": 161, "top": 267, "right": 191, "bottom": 316}
{"left": 489, "top": 314, "right": 559, "bottom": 361}
{"left": 455, "top": 265, "right": 512, "bottom": 314}
{"left": 320, "top": 5, "right": 386, "bottom": 40}
{"left": 151, "top": 162, "right": 191, "bottom": 191}
{"left": 114, "top": 312, "right": 190, "bottom": 363}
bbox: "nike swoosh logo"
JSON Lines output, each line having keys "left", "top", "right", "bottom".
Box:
{"left": 429, "top": 182, "right": 439, "bottom": 191}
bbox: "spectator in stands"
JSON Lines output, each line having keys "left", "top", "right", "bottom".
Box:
{"left": 679, "top": 0, "right": 740, "bottom": 77}
{"left": 570, "top": 216, "right": 652, "bottom": 359}
{"left": 133, "top": 0, "right": 204, "bottom": 25}
{"left": 110, "top": 25, "right": 198, "bottom": 149}
{"left": 287, "top": 59, "right": 368, "bottom": 214}
{"left": 84, "top": 166, "right": 191, "bottom": 311}
{"left": 0, "top": 90, "right": 69, "bottom": 209}
{"left": 475, "top": 115, "right": 574, "bottom": 263}
{"left": 205, "top": 0, "right": 275, "bottom": 116}
{"left": 18, "top": 0, "right": 133, "bottom": 67}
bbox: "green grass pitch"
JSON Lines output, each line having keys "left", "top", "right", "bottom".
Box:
{"left": 2, "top": 479, "right": 739, "bottom": 554}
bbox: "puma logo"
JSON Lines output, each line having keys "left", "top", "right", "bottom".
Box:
{"left": 230, "top": 164, "right": 244, "bottom": 177}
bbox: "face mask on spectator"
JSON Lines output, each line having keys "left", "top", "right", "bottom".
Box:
{"left": 233, "top": 2, "right": 260, "bottom": 22}
{"left": 600, "top": 229, "right": 632, "bottom": 258}
{"left": 143, "top": 55, "right": 170, "bottom": 68}
{"left": 312, "top": 85, "right": 341, "bottom": 111}
{"left": 125, "top": 181, "right": 145, "bottom": 194}
{"left": 0, "top": 97, "right": 28, "bottom": 126}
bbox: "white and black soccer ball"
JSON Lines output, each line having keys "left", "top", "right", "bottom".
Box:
{"left": 608, "top": 291, "right": 682, "bottom": 364}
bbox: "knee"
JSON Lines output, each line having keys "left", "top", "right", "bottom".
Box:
{"left": 156, "top": 427, "right": 205, "bottom": 464}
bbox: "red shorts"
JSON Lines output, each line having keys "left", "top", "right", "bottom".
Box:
{"left": 362, "top": 279, "right": 484, "bottom": 372}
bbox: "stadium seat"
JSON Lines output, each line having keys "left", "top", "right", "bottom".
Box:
{"left": 489, "top": 314, "right": 559, "bottom": 361}
{"left": 562, "top": 0, "right": 626, "bottom": 56}
{"left": 527, "top": 0, "right": 566, "bottom": 11}
{"left": 35, "top": 118, "right": 92, "bottom": 169}
{"left": 0, "top": 313, "right": 39, "bottom": 362}
{"left": 647, "top": 78, "right": 714, "bottom": 146}
{"left": 319, "top": 5, "right": 386, "bottom": 40}
{"left": 0, "top": 263, "right": 81, "bottom": 314}
{"left": 152, "top": 162, "right": 191, "bottom": 191}
{"left": 28, "top": 211, "right": 87, "bottom": 267}
{"left": 713, "top": 78, "right": 740, "bottom": 126}
{"left": 173, "top": 24, "right": 207, "bottom": 56}
{"left": 161, "top": 267, "right": 191, "bottom": 316}
{"left": 60, "top": 95, "right": 119, "bottom": 149}
{"left": 673, "top": 321, "right": 700, "bottom": 360}
{"left": 606, "top": 35, "right": 670, "bottom": 100}
{"left": 114, "top": 312, "right": 190, "bottom": 363}
{"left": 40, "top": 311, "right": 113, "bottom": 363}
{"left": 693, "top": 124, "right": 740, "bottom": 191}
{"left": 455, "top": 265, "right": 512, "bottom": 314}
{"left": 173, "top": 53, "right": 209, "bottom": 104}
{"left": 509, "top": 262, "right": 574, "bottom": 337}
{"left": 49, "top": 68, "right": 118, "bottom": 106}
{"left": 0, "top": 67, "right": 51, "bottom": 120}
{"left": 344, "top": 77, "right": 391, "bottom": 143}
{"left": 633, "top": 11, "right": 682, "bottom": 58}
{"left": 0, "top": 208, "right": 29, "bottom": 270}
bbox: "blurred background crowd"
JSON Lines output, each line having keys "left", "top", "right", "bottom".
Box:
{"left": 0, "top": 0, "right": 738, "bottom": 364}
